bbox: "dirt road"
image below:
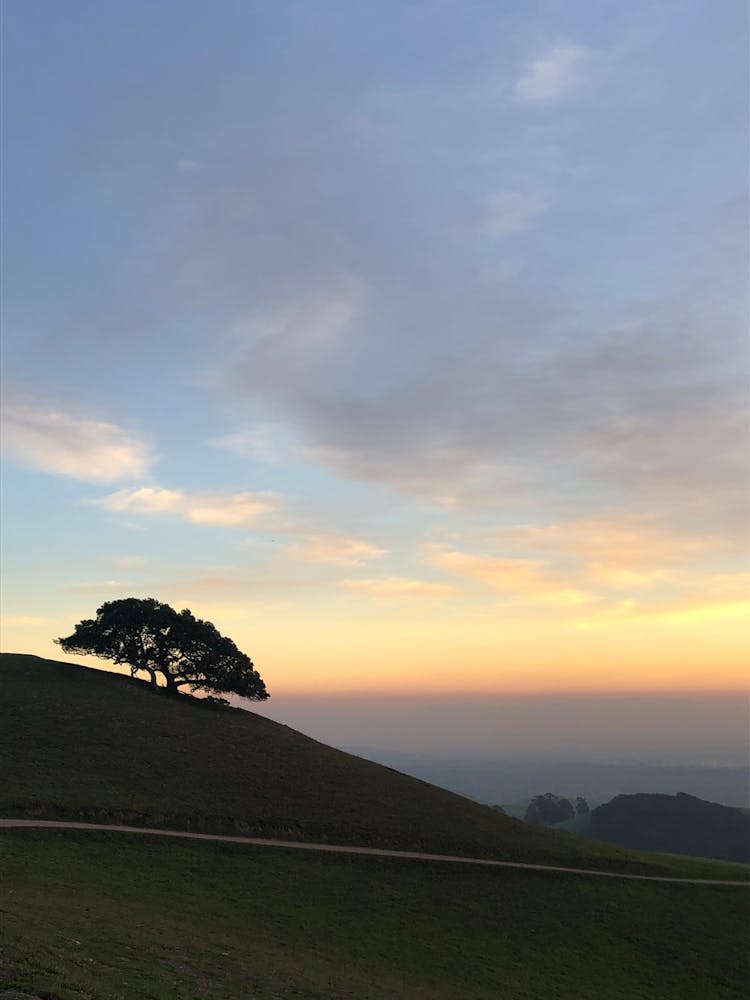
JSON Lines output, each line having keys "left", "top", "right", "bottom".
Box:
{"left": 2, "top": 818, "right": 747, "bottom": 886}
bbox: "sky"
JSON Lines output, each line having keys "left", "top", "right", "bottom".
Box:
{"left": 1, "top": 2, "right": 748, "bottom": 756}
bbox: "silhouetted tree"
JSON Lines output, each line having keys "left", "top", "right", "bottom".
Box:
{"left": 524, "top": 793, "right": 575, "bottom": 826}
{"left": 56, "top": 597, "right": 268, "bottom": 700}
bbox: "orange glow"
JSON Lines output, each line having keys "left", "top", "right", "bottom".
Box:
{"left": 7, "top": 598, "right": 746, "bottom": 697}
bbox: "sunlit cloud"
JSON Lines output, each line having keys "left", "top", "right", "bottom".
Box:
{"left": 288, "top": 534, "right": 388, "bottom": 567}
{"left": 515, "top": 44, "right": 589, "bottom": 103}
{"left": 576, "top": 596, "right": 750, "bottom": 630}
{"left": 66, "top": 579, "right": 127, "bottom": 593}
{"left": 98, "top": 487, "right": 185, "bottom": 513}
{"left": 95, "top": 486, "right": 277, "bottom": 527}
{"left": 188, "top": 494, "right": 276, "bottom": 526}
{"left": 648, "top": 601, "right": 750, "bottom": 626}
{"left": 427, "top": 547, "right": 596, "bottom": 606}
{"left": 341, "top": 577, "right": 457, "bottom": 599}
{"left": 488, "top": 514, "right": 739, "bottom": 591}
{"left": 1, "top": 398, "right": 154, "bottom": 483}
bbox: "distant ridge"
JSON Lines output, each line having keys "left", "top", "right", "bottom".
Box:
{"left": 584, "top": 792, "right": 750, "bottom": 863}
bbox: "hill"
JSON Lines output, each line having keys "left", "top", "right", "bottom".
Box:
{"left": 583, "top": 792, "right": 750, "bottom": 863}
{"left": 2, "top": 827, "right": 748, "bottom": 1000}
{"left": 1, "top": 652, "right": 747, "bottom": 880}
{"left": 2, "top": 652, "right": 749, "bottom": 999}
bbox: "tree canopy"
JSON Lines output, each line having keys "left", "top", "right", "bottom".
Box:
{"left": 56, "top": 597, "right": 268, "bottom": 700}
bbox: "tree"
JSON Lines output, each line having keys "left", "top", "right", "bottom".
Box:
{"left": 523, "top": 793, "right": 575, "bottom": 827}
{"left": 56, "top": 597, "right": 269, "bottom": 700}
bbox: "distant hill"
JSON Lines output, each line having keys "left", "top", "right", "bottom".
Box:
{"left": 348, "top": 748, "right": 750, "bottom": 808}
{"left": 1, "top": 652, "right": 744, "bottom": 881}
{"left": 583, "top": 792, "right": 750, "bottom": 863}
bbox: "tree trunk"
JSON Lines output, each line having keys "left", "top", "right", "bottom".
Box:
{"left": 134, "top": 664, "right": 158, "bottom": 689}
{"left": 163, "top": 671, "right": 179, "bottom": 696}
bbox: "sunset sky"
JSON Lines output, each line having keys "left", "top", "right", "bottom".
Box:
{"left": 1, "top": 2, "right": 748, "bottom": 718}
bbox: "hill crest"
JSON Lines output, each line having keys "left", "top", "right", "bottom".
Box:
{"left": 1, "top": 652, "right": 746, "bottom": 880}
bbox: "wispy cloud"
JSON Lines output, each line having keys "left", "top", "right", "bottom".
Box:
{"left": 1, "top": 398, "right": 154, "bottom": 483}
{"left": 427, "top": 547, "right": 596, "bottom": 606}
{"left": 515, "top": 44, "right": 589, "bottom": 104}
{"left": 487, "top": 191, "right": 548, "bottom": 236}
{"left": 95, "top": 486, "right": 277, "bottom": 527}
{"left": 66, "top": 579, "right": 127, "bottom": 593}
{"left": 98, "top": 487, "right": 185, "bottom": 513}
{"left": 341, "top": 577, "right": 456, "bottom": 599}
{"left": 188, "top": 494, "right": 276, "bottom": 527}
{"left": 211, "top": 422, "right": 300, "bottom": 465}
{"left": 231, "top": 276, "right": 365, "bottom": 352}
{"left": 489, "top": 514, "right": 731, "bottom": 590}
{"left": 576, "top": 586, "right": 750, "bottom": 630}
{"left": 288, "top": 534, "right": 388, "bottom": 567}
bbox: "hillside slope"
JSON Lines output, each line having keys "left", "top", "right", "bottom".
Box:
{"left": 3, "top": 828, "right": 748, "bottom": 1000}
{"left": 0, "top": 652, "right": 745, "bottom": 878}
{"left": 584, "top": 792, "right": 750, "bottom": 863}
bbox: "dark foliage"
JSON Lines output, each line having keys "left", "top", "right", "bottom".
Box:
{"left": 586, "top": 792, "right": 750, "bottom": 863}
{"left": 524, "top": 792, "right": 575, "bottom": 826}
{"left": 56, "top": 597, "right": 268, "bottom": 700}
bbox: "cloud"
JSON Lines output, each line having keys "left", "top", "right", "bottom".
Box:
{"left": 188, "top": 494, "right": 276, "bottom": 526}
{"left": 487, "top": 192, "right": 548, "bottom": 236}
{"left": 576, "top": 584, "right": 750, "bottom": 630}
{"left": 127, "top": 57, "right": 742, "bottom": 541}
{"left": 489, "top": 514, "right": 732, "bottom": 590}
{"left": 433, "top": 519, "right": 747, "bottom": 620}
{"left": 288, "top": 534, "right": 388, "bottom": 567}
{"left": 1, "top": 398, "right": 154, "bottom": 483}
{"left": 66, "top": 579, "right": 127, "bottom": 593}
{"left": 515, "top": 45, "right": 589, "bottom": 104}
{"left": 95, "top": 486, "right": 277, "bottom": 527}
{"left": 211, "top": 422, "right": 300, "bottom": 465}
{"left": 223, "top": 285, "right": 745, "bottom": 539}
{"left": 177, "top": 159, "right": 200, "bottom": 170}
{"left": 341, "top": 577, "right": 456, "bottom": 599}
{"left": 99, "top": 487, "right": 185, "bottom": 513}
{"left": 230, "top": 276, "right": 365, "bottom": 353}
{"left": 427, "top": 547, "right": 596, "bottom": 606}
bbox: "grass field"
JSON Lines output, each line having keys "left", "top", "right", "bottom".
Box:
{"left": 2, "top": 828, "right": 748, "bottom": 1000}
{"left": 1, "top": 653, "right": 746, "bottom": 881}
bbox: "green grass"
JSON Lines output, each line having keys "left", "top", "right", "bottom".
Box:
{"left": 1, "top": 653, "right": 747, "bottom": 880}
{"left": 2, "top": 829, "right": 748, "bottom": 1000}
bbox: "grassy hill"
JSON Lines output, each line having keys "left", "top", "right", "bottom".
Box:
{"left": 1, "top": 652, "right": 749, "bottom": 999}
{"left": 583, "top": 792, "right": 750, "bottom": 863}
{"left": 2, "top": 828, "right": 748, "bottom": 1000}
{"left": 1, "top": 651, "right": 745, "bottom": 879}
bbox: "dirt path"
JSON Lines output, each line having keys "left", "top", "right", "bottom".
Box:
{"left": 1, "top": 818, "right": 747, "bottom": 886}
